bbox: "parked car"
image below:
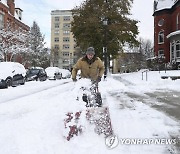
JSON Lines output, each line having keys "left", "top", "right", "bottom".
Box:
{"left": 0, "top": 62, "right": 26, "bottom": 88}
{"left": 25, "top": 67, "right": 47, "bottom": 81}
{"left": 178, "top": 64, "right": 180, "bottom": 70}
{"left": 45, "top": 67, "right": 62, "bottom": 80}
{"left": 59, "top": 69, "right": 71, "bottom": 79}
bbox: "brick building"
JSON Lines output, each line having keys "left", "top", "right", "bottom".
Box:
{"left": 0, "top": 0, "right": 29, "bottom": 62}
{"left": 153, "top": 0, "right": 180, "bottom": 68}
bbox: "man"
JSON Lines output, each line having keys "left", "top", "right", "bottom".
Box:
{"left": 72, "top": 47, "right": 105, "bottom": 82}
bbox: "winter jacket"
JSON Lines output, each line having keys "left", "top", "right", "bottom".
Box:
{"left": 72, "top": 56, "right": 105, "bottom": 81}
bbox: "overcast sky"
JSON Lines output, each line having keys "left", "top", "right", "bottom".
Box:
{"left": 16, "top": 0, "right": 154, "bottom": 48}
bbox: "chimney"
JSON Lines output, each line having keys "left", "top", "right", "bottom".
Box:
{"left": 7, "top": 0, "right": 15, "bottom": 16}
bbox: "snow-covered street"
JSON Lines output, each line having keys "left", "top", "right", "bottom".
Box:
{"left": 0, "top": 70, "right": 180, "bottom": 154}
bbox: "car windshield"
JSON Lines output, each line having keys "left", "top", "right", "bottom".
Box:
{"left": 28, "top": 69, "right": 40, "bottom": 74}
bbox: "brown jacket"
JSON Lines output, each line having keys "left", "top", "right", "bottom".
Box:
{"left": 72, "top": 56, "right": 105, "bottom": 81}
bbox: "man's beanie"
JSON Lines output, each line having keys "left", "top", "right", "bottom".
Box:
{"left": 86, "top": 47, "right": 95, "bottom": 55}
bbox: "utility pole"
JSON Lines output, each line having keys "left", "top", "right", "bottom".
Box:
{"left": 103, "top": 0, "right": 108, "bottom": 79}
{"left": 103, "top": 45, "right": 107, "bottom": 79}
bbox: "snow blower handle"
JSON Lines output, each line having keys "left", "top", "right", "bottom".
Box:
{"left": 91, "top": 80, "right": 99, "bottom": 92}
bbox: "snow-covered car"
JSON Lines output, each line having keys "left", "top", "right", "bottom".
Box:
{"left": 59, "top": 69, "right": 71, "bottom": 79}
{"left": 25, "top": 67, "right": 47, "bottom": 81}
{"left": 0, "top": 62, "right": 26, "bottom": 88}
{"left": 45, "top": 67, "right": 62, "bottom": 80}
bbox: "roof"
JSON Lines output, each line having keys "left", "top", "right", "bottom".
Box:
{"left": 167, "top": 30, "right": 180, "bottom": 38}
{"left": 0, "top": 0, "right": 8, "bottom": 6}
{"left": 154, "top": 0, "right": 178, "bottom": 12}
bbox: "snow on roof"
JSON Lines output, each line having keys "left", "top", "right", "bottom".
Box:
{"left": 0, "top": 0, "right": 7, "bottom": 6}
{"left": 0, "top": 0, "right": 8, "bottom": 9}
{"left": 0, "top": 62, "right": 26, "bottom": 79}
{"left": 58, "top": 68, "right": 71, "bottom": 77}
{"left": 45, "top": 67, "right": 61, "bottom": 73}
{"left": 167, "top": 30, "right": 180, "bottom": 38}
{"left": 154, "top": 0, "right": 178, "bottom": 11}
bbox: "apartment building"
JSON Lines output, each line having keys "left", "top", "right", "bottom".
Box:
{"left": 51, "top": 10, "right": 80, "bottom": 70}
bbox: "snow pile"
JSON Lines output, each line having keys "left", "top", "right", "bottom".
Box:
{"left": 113, "top": 70, "right": 180, "bottom": 93}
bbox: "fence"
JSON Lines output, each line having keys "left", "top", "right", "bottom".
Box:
{"left": 142, "top": 69, "right": 149, "bottom": 81}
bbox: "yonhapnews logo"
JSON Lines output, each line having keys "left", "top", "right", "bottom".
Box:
{"left": 105, "top": 135, "right": 119, "bottom": 149}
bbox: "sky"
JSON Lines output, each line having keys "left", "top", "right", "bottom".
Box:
{"left": 15, "top": 0, "right": 154, "bottom": 48}
{"left": 0, "top": 69, "right": 180, "bottom": 154}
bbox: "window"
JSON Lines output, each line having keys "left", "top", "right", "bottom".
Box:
{"left": 63, "top": 59, "right": 69, "bottom": 64}
{"left": 74, "top": 44, "right": 78, "bottom": 49}
{"left": 54, "top": 51, "right": 59, "bottom": 56}
{"left": 63, "top": 16, "right": 70, "bottom": 21}
{"left": 63, "top": 23, "right": 71, "bottom": 28}
{"left": 177, "top": 13, "right": 179, "bottom": 30}
{"left": 73, "top": 52, "right": 77, "bottom": 56}
{"left": 158, "top": 19, "right": 164, "bottom": 26}
{"left": 176, "top": 41, "right": 180, "bottom": 58}
{"left": 63, "top": 44, "right": 70, "bottom": 49}
{"left": 63, "top": 52, "right": 69, "bottom": 56}
{"left": 154, "top": 1, "right": 158, "bottom": 11}
{"left": 63, "top": 30, "right": 70, "bottom": 35}
{"left": 63, "top": 37, "right": 70, "bottom": 42}
{"left": 54, "top": 30, "right": 59, "bottom": 35}
{"left": 54, "top": 60, "right": 58, "bottom": 64}
{"left": 54, "top": 45, "right": 59, "bottom": 49}
{"left": 0, "top": 13, "right": 4, "bottom": 29}
{"left": 54, "top": 37, "right": 59, "bottom": 42}
{"left": 55, "top": 17, "right": 59, "bottom": 22}
{"left": 158, "top": 31, "right": 164, "bottom": 44}
{"left": 55, "top": 23, "right": 59, "bottom": 29}
{"left": 19, "top": 11, "right": 22, "bottom": 20}
{"left": 158, "top": 49, "right": 164, "bottom": 56}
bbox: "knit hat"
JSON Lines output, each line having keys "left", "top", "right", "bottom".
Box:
{"left": 86, "top": 47, "right": 95, "bottom": 55}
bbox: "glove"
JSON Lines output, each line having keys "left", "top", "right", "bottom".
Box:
{"left": 72, "top": 78, "right": 77, "bottom": 82}
{"left": 96, "top": 76, "right": 101, "bottom": 82}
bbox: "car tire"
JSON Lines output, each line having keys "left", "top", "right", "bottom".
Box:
{"left": 6, "top": 78, "right": 12, "bottom": 87}
{"left": 20, "top": 78, "right": 25, "bottom": 85}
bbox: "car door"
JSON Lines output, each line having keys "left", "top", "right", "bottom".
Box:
{"left": 12, "top": 63, "right": 25, "bottom": 85}
{"left": 39, "top": 69, "right": 47, "bottom": 81}
{"left": 12, "top": 74, "right": 23, "bottom": 85}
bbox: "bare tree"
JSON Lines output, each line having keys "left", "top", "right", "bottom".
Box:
{"left": 139, "top": 37, "right": 154, "bottom": 59}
